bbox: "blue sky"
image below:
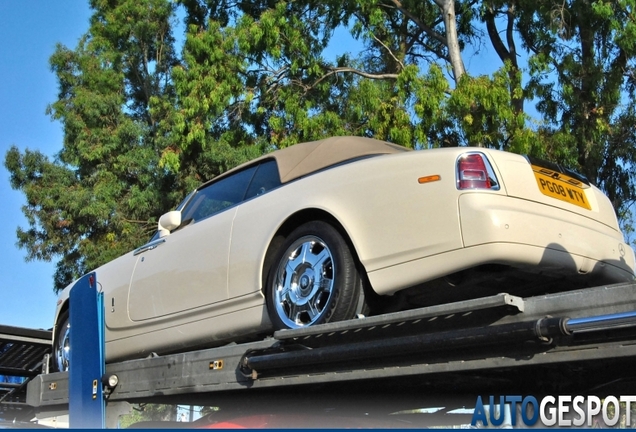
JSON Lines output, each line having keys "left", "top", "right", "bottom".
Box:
{"left": 0, "top": 1, "right": 92, "bottom": 329}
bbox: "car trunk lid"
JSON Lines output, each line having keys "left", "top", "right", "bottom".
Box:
{"left": 485, "top": 151, "right": 621, "bottom": 233}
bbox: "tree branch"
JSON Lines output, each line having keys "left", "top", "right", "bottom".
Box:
{"left": 506, "top": 5, "right": 517, "bottom": 63}
{"left": 370, "top": 31, "right": 405, "bottom": 71}
{"left": 484, "top": 6, "right": 511, "bottom": 63}
{"left": 306, "top": 66, "right": 399, "bottom": 93}
{"left": 387, "top": 0, "right": 447, "bottom": 46}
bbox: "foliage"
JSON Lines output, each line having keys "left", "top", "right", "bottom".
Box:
{"left": 517, "top": 0, "right": 636, "bottom": 214}
{"left": 4, "top": 0, "right": 636, "bottom": 291}
{"left": 118, "top": 404, "right": 177, "bottom": 428}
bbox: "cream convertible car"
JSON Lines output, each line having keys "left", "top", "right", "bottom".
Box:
{"left": 52, "top": 136, "right": 635, "bottom": 371}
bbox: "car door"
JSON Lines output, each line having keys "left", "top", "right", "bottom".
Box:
{"left": 227, "top": 159, "right": 284, "bottom": 298}
{"left": 127, "top": 165, "right": 258, "bottom": 321}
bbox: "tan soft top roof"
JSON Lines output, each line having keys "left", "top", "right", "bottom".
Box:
{"left": 226, "top": 136, "right": 410, "bottom": 184}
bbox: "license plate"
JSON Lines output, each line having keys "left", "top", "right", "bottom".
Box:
{"left": 532, "top": 169, "right": 591, "bottom": 210}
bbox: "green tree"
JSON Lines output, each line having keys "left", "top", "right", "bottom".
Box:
{"left": 5, "top": 0, "right": 636, "bottom": 293}
{"left": 5, "top": 0, "right": 180, "bottom": 290}
{"left": 118, "top": 404, "right": 177, "bottom": 428}
{"left": 516, "top": 0, "right": 636, "bottom": 216}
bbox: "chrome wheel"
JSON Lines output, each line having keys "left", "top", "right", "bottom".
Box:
{"left": 54, "top": 317, "right": 70, "bottom": 372}
{"left": 273, "top": 235, "right": 335, "bottom": 328}
{"left": 266, "top": 221, "right": 367, "bottom": 330}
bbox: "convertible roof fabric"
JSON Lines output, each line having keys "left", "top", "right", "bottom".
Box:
{"left": 222, "top": 136, "right": 410, "bottom": 184}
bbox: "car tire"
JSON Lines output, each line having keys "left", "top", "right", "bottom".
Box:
{"left": 52, "top": 311, "right": 70, "bottom": 372}
{"left": 266, "top": 220, "right": 365, "bottom": 329}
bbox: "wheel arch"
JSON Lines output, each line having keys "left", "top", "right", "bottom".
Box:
{"left": 51, "top": 300, "right": 70, "bottom": 372}
{"left": 54, "top": 301, "right": 69, "bottom": 339}
{"left": 260, "top": 208, "right": 375, "bottom": 298}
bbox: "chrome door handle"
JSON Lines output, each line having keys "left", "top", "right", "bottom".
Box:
{"left": 133, "top": 239, "right": 166, "bottom": 256}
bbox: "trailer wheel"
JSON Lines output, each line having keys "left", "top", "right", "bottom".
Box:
{"left": 52, "top": 311, "right": 71, "bottom": 372}
{"left": 266, "top": 221, "right": 364, "bottom": 329}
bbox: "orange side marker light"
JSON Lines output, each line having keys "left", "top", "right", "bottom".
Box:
{"left": 418, "top": 175, "right": 441, "bottom": 184}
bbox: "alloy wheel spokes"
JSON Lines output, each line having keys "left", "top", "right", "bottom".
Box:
{"left": 274, "top": 236, "right": 335, "bottom": 328}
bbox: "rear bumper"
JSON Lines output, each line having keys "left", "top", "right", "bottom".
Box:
{"left": 458, "top": 193, "right": 635, "bottom": 276}
{"left": 367, "top": 193, "right": 635, "bottom": 296}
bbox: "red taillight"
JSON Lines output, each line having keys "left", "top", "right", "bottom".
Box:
{"left": 457, "top": 153, "right": 492, "bottom": 189}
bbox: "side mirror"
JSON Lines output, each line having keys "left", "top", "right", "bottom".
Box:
{"left": 158, "top": 211, "right": 182, "bottom": 238}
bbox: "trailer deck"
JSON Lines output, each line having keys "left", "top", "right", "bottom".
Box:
{"left": 25, "top": 282, "right": 636, "bottom": 413}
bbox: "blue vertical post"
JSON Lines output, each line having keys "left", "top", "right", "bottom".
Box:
{"left": 69, "top": 272, "right": 105, "bottom": 429}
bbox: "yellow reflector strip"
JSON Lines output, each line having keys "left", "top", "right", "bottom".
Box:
{"left": 418, "top": 175, "right": 441, "bottom": 184}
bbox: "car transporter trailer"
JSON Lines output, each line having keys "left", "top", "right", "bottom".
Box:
{"left": 6, "top": 273, "right": 632, "bottom": 428}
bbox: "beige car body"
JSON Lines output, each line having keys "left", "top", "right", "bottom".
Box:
{"left": 53, "top": 137, "right": 636, "bottom": 363}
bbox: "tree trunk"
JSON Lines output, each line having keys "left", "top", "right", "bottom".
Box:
{"left": 436, "top": 0, "right": 466, "bottom": 83}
